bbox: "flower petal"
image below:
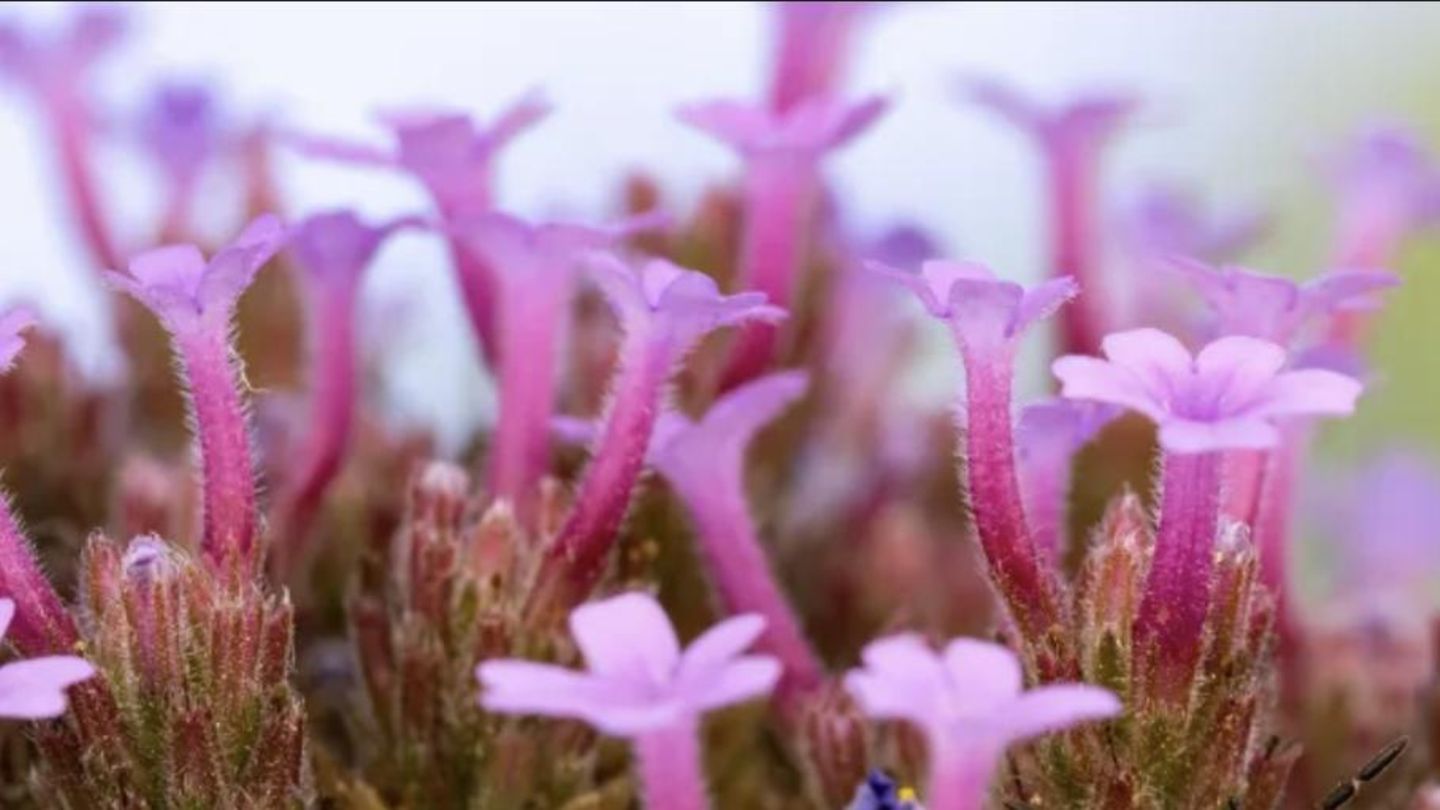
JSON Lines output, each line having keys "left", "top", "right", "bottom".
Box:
{"left": 0, "top": 656, "right": 95, "bottom": 720}
{"left": 687, "top": 655, "right": 781, "bottom": 713}
{"left": 568, "top": 592, "right": 681, "bottom": 685}
{"left": 477, "top": 659, "right": 615, "bottom": 719}
{"left": 997, "top": 684, "right": 1120, "bottom": 744}
{"left": 1194, "top": 335, "right": 1287, "bottom": 413}
{"left": 0, "top": 598, "right": 14, "bottom": 641}
{"left": 1252, "top": 369, "right": 1363, "bottom": 419}
{"left": 1157, "top": 417, "right": 1279, "bottom": 454}
{"left": 844, "top": 634, "right": 949, "bottom": 728}
{"left": 1052, "top": 355, "right": 1167, "bottom": 421}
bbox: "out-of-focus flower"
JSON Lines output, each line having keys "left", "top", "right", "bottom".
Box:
{"left": 846, "top": 634, "right": 1119, "bottom": 810}
{"left": 1175, "top": 260, "right": 1398, "bottom": 345}
{"left": 1326, "top": 123, "right": 1440, "bottom": 268}
{"left": 869, "top": 259, "right": 1078, "bottom": 350}
{"left": 768, "top": 1, "right": 876, "bottom": 111}
{"left": 138, "top": 80, "right": 223, "bottom": 239}
{"left": 1016, "top": 399, "right": 1120, "bottom": 562}
{"left": 1053, "top": 328, "right": 1362, "bottom": 454}
{"left": 652, "top": 371, "right": 824, "bottom": 698}
{"left": 480, "top": 592, "right": 780, "bottom": 809}
{"left": 681, "top": 94, "right": 885, "bottom": 386}
{"left": 0, "top": 598, "right": 93, "bottom": 719}
{"left": 965, "top": 79, "right": 1136, "bottom": 355}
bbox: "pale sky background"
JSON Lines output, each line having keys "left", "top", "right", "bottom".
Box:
{"left": 2, "top": 2, "right": 1438, "bottom": 450}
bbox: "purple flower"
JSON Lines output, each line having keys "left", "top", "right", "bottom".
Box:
{"left": 272, "top": 211, "right": 413, "bottom": 571}
{"left": 681, "top": 94, "right": 885, "bottom": 386}
{"left": 0, "top": 307, "right": 37, "bottom": 373}
{"left": 1121, "top": 185, "right": 1266, "bottom": 263}
{"left": 106, "top": 214, "right": 287, "bottom": 335}
{"left": 0, "top": 598, "right": 94, "bottom": 720}
{"left": 480, "top": 592, "right": 779, "bottom": 810}
{"left": 679, "top": 95, "right": 887, "bottom": 159}
{"left": 651, "top": 372, "right": 824, "bottom": 697}
{"left": 138, "top": 81, "right": 222, "bottom": 238}
{"left": 108, "top": 216, "right": 287, "bottom": 573}
{"left": 293, "top": 93, "right": 549, "bottom": 218}
{"left": 965, "top": 78, "right": 1136, "bottom": 355}
{"left": 846, "top": 634, "right": 1119, "bottom": 810}
{"left": 0, "top": 6, "right": 127, "bottom": 270}
{"left": 768, "top": 2, "right": 875, "bottom": 111}
{"left": 1174, "top": 259, "right": 1398, "bottom": 344}
{"left": 1325, "top": 123, "right": 1440, "bottom": 267}
{"left": 1052, "top": 328, "right": 1363, "bottom": 454}
{"left": 1017, "top": 399, "right": 1121, "bottom": 562}
{"left": 0, "top": 5, "right": 125, "bottom": 103}
{"left": 868, "top": 259, "right": 1078, "bottom": 351}
{"left": 526, "top": 257, "right": 784, "bottom": 618}
{"left": 872, "top": 258, "right": 1077, "bottom": 645}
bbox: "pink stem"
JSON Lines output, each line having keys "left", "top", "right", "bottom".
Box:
{"left": 49, "top": 97, "right": 122, "bottom": 272}
{"left": 927, "top": 739, "right": 998, "bottom": 810}
{"left": 1252, "top": 424, "right": 1305, "bottom": 628}
{"left": 176, "top": 327, "right": 258, "bottom": 575}
{"left": 667, "top": 471, "right": 824, "bottom": 698}
{"left": 1133, "top": 450, "right": 1222, "bottom": 700}
{"left": 272, "top": 276, "right": 360, "bottom": 570}
{"left": 960, "top": 348, "right": 1064, "bottom": 645}
{"left": 1024, "top": 449, "right": 1071, "bottom": 566}
{"left": 526, "top": 333, "right": 674, "bottom": 616}
{"left": 634, "top": 720, "right": 709, "bottom": 810}
{"left": 719, "top": 158, "right": 816, "bottom": 391}
{"left": 0, "top": 496, "right": 78, "bottom": 655}
{"left": 1046, "top": 145, "right": 1104, "bottom": 357}
{"left": 488, "top": 277, "right": 569, "bottom": 510}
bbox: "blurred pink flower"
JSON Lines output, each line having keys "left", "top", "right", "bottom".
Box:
{"left": 846, "top": 634, "right": 1119, "bottom": 810}
{"left": 868, "top": 259, "right": 1078, "bottom": 350}
{"left": 679, "top": 95, "right": 886, "bottom": 158}
{"left": 1053, "top": 328, "right": 1362, "bottom": 454}
{"left": 1326, "top": 123, "right": 1440, "bottom": 268}
{"left": 1175, "top": 260, "right": 1398, "bottom": 344}
{"left": 0, "top": 5, "right": 124, "bottom": 104}
{"left": 1016, "top": 399, "right": 1120, "bottom": 562}
{"left": 0, "top": 598, "right": 94, "bottom": 720}
{"left": 768, "top": 1, "right": 875, "bottom": 111}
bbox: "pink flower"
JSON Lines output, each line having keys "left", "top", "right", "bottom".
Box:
{"left": 965, "top": 78, "right": 1136, "bottom": 355}
{"left": 679, "top": 95, "right": 887, "bottom": 159}
{"left": 651, "top": 372, "right": 824, "bottom": 698}
{"left": 1052, "top": 328, "right": 1362, "bottom": 454}
{"left": 0, "top": 5, "right": 125, "bottom": 104}
{"left": 480, "top": 592, "right": 779, "bottom": 810}
{"left": 1174, "top": 259, "right": 1398, "bottom": 344}
{"left": 291, "top": 93, "right": 549, "bottom": 218}
{"left": 1016, "top": 399, "right": 1120, "bottom": 562}
{"left": 846, "top": 634, "right": 1119, "bottom": 810}
{"left": 1121, "top": 185, "right": 1266, "bottom": 263}
{"left": 1325, "top": 123, "right": 1440, "bottom": 267}
{"left": 872, "top": 258, "right": 1077, "bottom": 645}
{"left": 767, "top": 2, "right": 876, "bottom": 111}
{"left": 0, "top": 307, "right": 37, "bottom": 373}
{"left": 526, "top": 257, "right": 784, "bottom": 617}
{"left": 108, "top": 216, "right": 287, "bottom": 573}
{"left": 106, "top": 214, "right": 287, "bottom": 335}
{"left": 867, "top": 259, "right": 1078, "bottom": 350}
{"left": 0, "top": 598, "right": 94, "bottom": 720}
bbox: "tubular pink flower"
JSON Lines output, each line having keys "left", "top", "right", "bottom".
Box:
{"left": 527, "top": 256, "right": 785, "bottom": 617}
{"left": 845, "top": 634, "right": 1119, "bottom": 810}
{"left": 0, "top": 598, "right": 93, "bottom": 719}
{"left": 453, "top": 211, "right": 667, "bottom": 512}
{"left": 767, "top": 2, "right": 874, "bottom": 111}
{"left": 966, "top": 80, "right": 1135, "bottom": 356}
{"left": 1054, "top": 329, "right": 1362, "bottom": 696}
{"left": 870, "top": 258, "right": 1078, "bottom": 643}
{"left": 479, "top": 592, "right": 781, "bottom": 810}
{"left": 679, "top": 95, "right": 886, "bottom": 388}
{"left": 1175, "top": 260, "right": 1397, "bottom": 533}
{"left": 651, "top": 371, "right": 824, "bottom": 699}
{"left": 1325, "top": 124, "right": 1440, "bottom": 269}
{"left": 138, "top": 81, "right": 221, "bottom": 242}
{"left": 272, "top": 211, "right": 411, "bottom": 569}
{"left": 106, "top": 215, "right": 287, "bottom": 575}
{"left": 290, "top": 94, "right": 549, "bottom": 361}
{"left": 0, "top": 312, "right": 77, "bottom": 655}
{"left": 1016, "top": 399, "right": 1119, "bottom": 564}
{"left": 0, "top": 6, "right": 127, "bottom": 271}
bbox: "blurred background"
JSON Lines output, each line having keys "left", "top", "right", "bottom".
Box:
{"left": 1, "top": 1, "right": 1438, "bottom": 456}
